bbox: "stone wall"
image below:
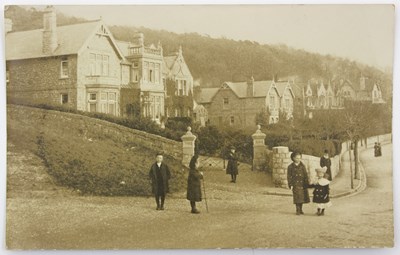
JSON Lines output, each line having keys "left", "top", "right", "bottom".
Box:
{"left": 7, "top": 105, "right": 183, "bottom": 160}
{"left": 7, "top": 56, "right": 78, "bottom": 108}
{"left": 270, "top": 134, "right": 391, "bottom": 188}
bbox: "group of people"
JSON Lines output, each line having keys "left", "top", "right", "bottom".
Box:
{"left": 374, "top": 142, "right": 383, "bottom": 157}
{"left": 148, "top": 147, "right": 239, "bottom": 214}
{"left": 287, "top": 150, "right": 333, "bottom": 216}
{"left": 149, "top": 147, "right": 333, "bottom": 216}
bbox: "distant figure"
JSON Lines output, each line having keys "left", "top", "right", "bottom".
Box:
{"left": 309, "top": 167, "right": 332, "bottom": 216}
{"left": 377, "top": 143, "right": 382, "bottom": 157}
{"left": 320, "top": 149, "right": 332, "bottom": 181}
{"left": 226, "top": 146, "right": 238, "bottom": 183}
{"left": 287, "top": 152, "right": 310, "bottom": 215}
{"left": 187, "top": 155, "right": 203, "bottom": 214}
{"left": 374, "top": 142, "right": 379, "bottom": 157}
{"left": 149, "top": 152, "right": 171, "bottom": 210}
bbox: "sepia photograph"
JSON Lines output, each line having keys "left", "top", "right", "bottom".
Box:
{"left": 3, "top": 2, "right": 396, "bottom": 250}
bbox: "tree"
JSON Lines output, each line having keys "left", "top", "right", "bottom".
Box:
{"left": 255, "top": 107, "right": 271, "bottom": 128}
{"left": 341, "top": 101, "right": 381, "bottom": 179}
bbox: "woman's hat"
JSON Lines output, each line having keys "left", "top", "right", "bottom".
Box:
{"left": 315, "top": 166, "right": 328, "bottom": 173}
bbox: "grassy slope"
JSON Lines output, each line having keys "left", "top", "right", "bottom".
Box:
{"left": 7, "top": 110, "right": 185, "bottom": 196}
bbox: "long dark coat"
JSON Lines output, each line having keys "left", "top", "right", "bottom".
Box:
{"left": 149, "top": 163, "right": 171, "bottom": 195}
{"left": 309, "top": 181, "right": 330, "bottom": 203}
{"left": 186, "top": 167, "right": 203, "bottom": 202}
{"left": 287, "top": 162, "right": 310, "bottom": 204}
{"left": 320, "top": 156, "right": 332, "bottom": 181}
{"left": 374, "top": 144, "right": 379, "bottom": 157}
{"left": 226, "top": 152, "right": 238, "bottom": 175}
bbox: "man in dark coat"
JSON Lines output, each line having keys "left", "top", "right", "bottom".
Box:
{"left": 226, "top": 147, "right": 238, "bottom": 183}
{"left": 287, "top": 152, "right": 310, "bottom": 215}
{"left": 320, "top": 149, "right": 332, "bottom": 181}
{"left": 374, "top": 142, "right": 379, "bottom": 157}
{"left": 149, "top": 152, "right": 171, "bottom": 210}
{"left": 187, "top": 155, "right": 203, "bottom": 214}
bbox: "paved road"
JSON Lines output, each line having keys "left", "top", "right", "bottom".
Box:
{"left": 6, "top": 144, "right": 393, "bottom": 249}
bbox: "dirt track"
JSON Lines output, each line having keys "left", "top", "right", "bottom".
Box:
{"left": 6, "top": 143, "right": 393, "bottom": 249}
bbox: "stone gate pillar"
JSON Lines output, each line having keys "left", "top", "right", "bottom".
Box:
{"left": 181, "top": 126, "right": 196, "bottom": 167}
{"left": 252, "top": 125, "right": 267, "bottom": 171}
{"left": 272, "top": 146, "right": 291, "bottom": 188}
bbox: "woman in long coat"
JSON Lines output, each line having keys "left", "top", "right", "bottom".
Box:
{"left": 287, "top": 152, "right": 310, "bottom": 215}
{"left": 187, "top": 155, "right": 203, "bottom": 214}
{"left": 226, "top": 147, "right": 238, "bottom": 183}
{"left": 320, "top": 149, "right": 332, "bottom": 181}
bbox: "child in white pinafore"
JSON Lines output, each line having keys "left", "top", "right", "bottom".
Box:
{"left": 309, "top": 166, "right": 332, "bottom": 216}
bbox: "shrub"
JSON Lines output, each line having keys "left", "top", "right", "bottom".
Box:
{"left": 282, "top": 139, "right": 341, "bottom": 157}
{"left": 9, "top": 101, "right": 185, "bottom": 142}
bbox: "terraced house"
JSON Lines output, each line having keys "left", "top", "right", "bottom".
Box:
{"left": 195, "top": 77, "right": 295, "bottom": 130}
{"left": 6, "top": 6, "right": 194, "bottom": 122}
{"left": 304, "top": 75, "right": 385, "bottom": 113}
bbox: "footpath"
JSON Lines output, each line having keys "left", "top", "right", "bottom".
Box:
{"left": 263, "top": 147, "right": 369, "bottom": 198}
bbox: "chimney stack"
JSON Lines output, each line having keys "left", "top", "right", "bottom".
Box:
{"left": 5, "top": 18, "right": 12, "bottom": 34}
{"left": 247, "top": 76, "right": 255, "bottom": 97}
{"left": 42, "top": 6, "right": 58, "bottom": 54}
{"left": 133, "top": 32, "right": 144, "bottom": 47}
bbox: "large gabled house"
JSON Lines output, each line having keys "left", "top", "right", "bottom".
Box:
{"left": 163, "top": 46, "right": 194, "bottom": 118}
{"left": 6, "top": 6, "right": 128, "bottom": 116}
{"left": 6, "top": 6, "right": 196, "bottom": 123}
{"left": 195, "top": 77, "right": 295, "bottom": 130}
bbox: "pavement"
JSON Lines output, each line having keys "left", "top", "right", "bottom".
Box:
{"left": 6, "top": 142, "right": 394, "bottom": 249}
{"left": 263, "top": 147, "right": 366, "bottom": 198}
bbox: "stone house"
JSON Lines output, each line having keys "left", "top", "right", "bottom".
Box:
{"left": 6, "top": 6, "right": 127, "bottom": 116}
{"left": 116, "top": 34, "right": 165, "bottom": 122}
{"left": 195, "top": 78, "right": 295, "bottom": 130}
{"left": 6, "top": 6, "right": 195, "bottom": 123}
{"left": 163, "top": 46, "right": 194, "bottom": 118}
{"left": 116, "top": 36, "right": 194, "bottom": 122}
{"left": 303, "top": 76, "right": 385, "bottom": 114}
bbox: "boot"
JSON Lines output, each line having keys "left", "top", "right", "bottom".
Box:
{"left": 316, "top": 208, "right": 321, "bottom": 215}
{"left": 320, "top": 209, "right": 325, "bottom": 216}
{"left": 191, "top": 208, "right": 200, "bottom": 214}
{"left": 299, "top": 204, "right": 304, "bottom": 214}
{"left": 296, "top": 204, "right": 301, "bottom": 215}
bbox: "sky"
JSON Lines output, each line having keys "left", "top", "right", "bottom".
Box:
{"left": 22, "top": 4, "right": 396, "bottom": 72}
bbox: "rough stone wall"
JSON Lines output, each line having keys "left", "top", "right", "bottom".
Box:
{"left": 271, "top": 146, "right": 340, "bottom": 188}
{"left": 7, "top": 105, "right": 183, "bottom": 160}
{"left": 7, "top": 56, "right": 78, "bottom": 108}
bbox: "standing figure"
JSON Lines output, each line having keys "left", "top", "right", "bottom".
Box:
{"left": 226, "top": 147, "right": 238, "bottom": 183}
{"left": 149, "top": 152, "right": 171, "bottom": 210}
{"left": 320, "top": 149, "right": 332, "bottom": 181}
{"left": 287, "top": 152, "right": 310, "bottom": 215}
{"left": 377, "top": 143, "right": 382, "bottom": 157}
{"left": 374, "top": 142, "right": 379, "bottom": 157}
{"left": 187, "top": 155, "right": 203, "bottom": 214}
{"left": 309, "top": 167, "right": 332, "bottom": 216}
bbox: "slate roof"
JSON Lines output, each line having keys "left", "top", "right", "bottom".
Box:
{"left": 195, "top": 88, "right": 220, "bottom": 103}
{"left": 223, "top": 81, "right": 275, "bottom": 98}
{"left": 115, "top": 40, "right": 130, "bottom": 56}
{"left": 6, "top": 20, "right": 103, "bottom": 60}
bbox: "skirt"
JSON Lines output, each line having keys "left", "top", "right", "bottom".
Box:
{"left": 315, "top": 201, "right": 332, "bottom": 209}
